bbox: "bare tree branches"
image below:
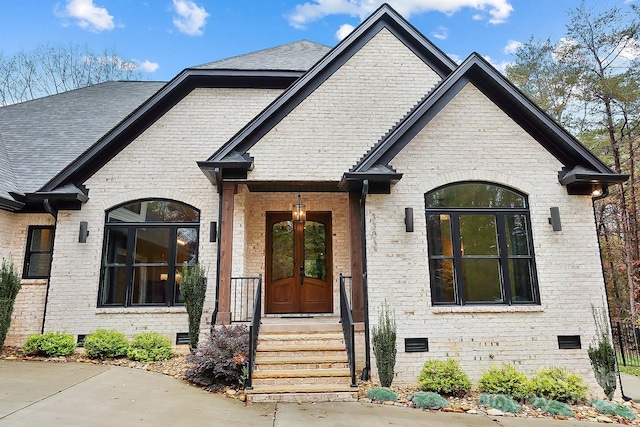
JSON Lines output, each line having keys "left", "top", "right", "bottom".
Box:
{"left": 0, "top": 43, "right": 145, "bottom": 105}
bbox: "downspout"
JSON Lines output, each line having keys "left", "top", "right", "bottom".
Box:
{"left": 211, "top": 168, "right": 223, "bottom": 327}
{"left": 360, "top": 180, "right": 371, "bottom": 381}
{"left": 41, "top": 199, "right": 57, "bottom": 334}
{"left": 592, "top": 187, "right": 631, "bottom": 400}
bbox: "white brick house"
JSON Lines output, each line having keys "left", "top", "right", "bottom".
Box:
{"left": 0, "top": 4, "right": 627, "bottom": 395}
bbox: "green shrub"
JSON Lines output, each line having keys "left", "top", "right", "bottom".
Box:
{"left": 127, "top": 332, "right": 173, "bottom": 362}
{"left": 530, "top": 397, "right": 574, "bottom": 417}
{"left": 83, "top": 329, "right": 129, "bottom": 359}
{"left": 417, "top": 359, "right": 472, "bottom": 396}
{"left": 528, "top": 367, "right": 587, "bottom": 403}
{"left": 478, "top": 364, "right": 529, "bottom": 400}
{"left": 592, "top": 399, "right": 635, "bottom": 420}
{"left": 409, "top": 391, "right": 449, "bottom": 409}
{"left": 185, "top": 325, "right": 249, "bottom": 391}
{"left": 588, "top": 305, "right": 617, "bottom": 400}
{"left": 180, "top": 263, "right": 207, "bottom": 351}
{"left": 372, "top": 301, "right": 396, "bottom": 387}
{"left": 0, "top": 258, "right": 21, "bottom": 348}
{"left": 23, "top": 331, "right": 76, "bottom": 357}
{"left": 479, "top": 394, "right": 522, "bottom": 414}
{"left": 366, "top": 387, "right": 398, "bottom": 403}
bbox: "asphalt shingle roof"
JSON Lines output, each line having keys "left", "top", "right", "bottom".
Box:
{"left": 194, "top": 40, "right": 331, "bottom": 71}
{"left": 0, "top": 81, "right": 166, "bottom": 200}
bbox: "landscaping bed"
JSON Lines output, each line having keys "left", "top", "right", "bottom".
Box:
{"left": 3, "top": 345, "right": 640, "bottom": 424}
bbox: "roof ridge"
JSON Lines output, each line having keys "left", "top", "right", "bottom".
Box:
{"left": 0, "top": 81, "right": 164, "bottom": 108}
{"left": 192, "top": 39, "right": 331, "bottom": 69}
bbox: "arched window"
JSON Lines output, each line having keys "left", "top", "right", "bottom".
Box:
{"left": 425, "top": 182, "right": 539, "bottom": 305}
{"left": 99, "top": 200, "right": 200, "bottom": 307}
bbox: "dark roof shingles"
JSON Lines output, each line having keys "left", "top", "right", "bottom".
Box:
{"left": 194, "top": 40, "right": 331, "bottom": 71}
{"left": 0, "top": 81, "right": 166, "bottom": 194}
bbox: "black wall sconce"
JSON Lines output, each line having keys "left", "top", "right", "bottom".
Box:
{"left": 210, "top": 221, "right": 217, "bottom": 242}
{"left": 405, "top": 207, "right": 414, "bottom": 232}
{"left": 78, "top": 221, "right": 89, "bottom": 243}
{"left": 548, "top": 207, "right": 562, "bottom": 231}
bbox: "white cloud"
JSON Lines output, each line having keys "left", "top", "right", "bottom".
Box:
{"left": 503, "top": 39, "right": 522, "bottom": 55}
{"left": 336, "top": 24, "right": 355, "bottom": 40}
{"left": 287, "top": 0, "right": 513, "bottom": 29}
{"left": 432, "top": 26, "right": 448, "bottom": 40}
{"left": 448, "top": 53, "right": 463, "bottom": 64}
{"left": 138, "top": 60, "right": 160, "bottom": 73}
{"left": 172, "top": 0, "right": 210, "bottom": 36}
{"left": 59, "top": 0, "right": 115, "bottom": 32}
{"left": 619, "top": 36, "right": 640, "bottom": 61}
{"left": 483, "top": 55, "right": 511, "bottom": 73}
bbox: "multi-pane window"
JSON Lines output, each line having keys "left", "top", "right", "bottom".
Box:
{"left": 23, "top": 226, "right": 55, "bottom": 279}
{"left": 425, "top": 182, "right": 539, "bottom": 305}
{"left": 99, "top": 200, "right": 199, "bottom": 307}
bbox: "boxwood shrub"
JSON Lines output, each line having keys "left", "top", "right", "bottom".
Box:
{"left": 417, "top": 359, "right": 471, "bottom": 396}
{"left": 127, "top": 332, "right": 173, "bottom": 362}
{"left": 83, "top": 329, "right": 129, "bottom": 359}
{"left": 23, "top": 331, "right": 76, "bottom": 357}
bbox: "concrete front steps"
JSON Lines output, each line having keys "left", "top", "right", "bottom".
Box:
{"left": 245, "top": 318, "right": 358, "bottom": 403}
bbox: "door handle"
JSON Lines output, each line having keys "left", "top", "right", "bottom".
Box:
{"left": 299, "top": 265, "right": 305, "bottom": 285}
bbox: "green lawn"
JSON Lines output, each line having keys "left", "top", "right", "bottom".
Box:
{"left": 620, "top": 365, "right": 640, "bottom": 376}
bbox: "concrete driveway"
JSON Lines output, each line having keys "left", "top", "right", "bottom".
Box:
{"left": 0, "top": 360, "right": 609, "bottom": 426}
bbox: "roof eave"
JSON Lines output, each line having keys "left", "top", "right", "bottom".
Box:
{"left": 0, "top": 196, "right": 25, "bottom": 212}
{"left": 339, "top": 171, "right": 403, "bottom": 193}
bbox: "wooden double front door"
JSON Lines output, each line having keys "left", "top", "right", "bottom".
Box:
{"left": 265, "top": 211, "right": 333, "bottom": 314}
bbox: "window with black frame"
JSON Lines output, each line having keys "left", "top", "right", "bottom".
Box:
{"left": 99, "top": 200, "right": 199, "bottom": 307}
{"left": 425, "top": 182, "right": 539, "bottom": 305}
{"left": 23, "top": 226, "right": 55, "bottom": 279}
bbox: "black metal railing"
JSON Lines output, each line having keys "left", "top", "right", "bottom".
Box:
{"left": 614, "top": 321, "right": 640, "bottom": 367}
{"left": 340, "top": 274, "right": 353, "bottom": 308}
{"left": 339, "top": 274, "right": 357, "bottom": 387}
{"left": 231, "top": 276, "right": 261, "bottom": 322}
{"left": 245, "top": 276, "right": 262, "bottom": 390}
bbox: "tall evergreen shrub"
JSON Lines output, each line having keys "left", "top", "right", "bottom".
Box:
{"left": 180, "top": 263, "right": 207, "bottom": 351}
{"left": 372, "top": 301, "right": 396, "bottom": 387}
{"left": 588, "top": 304, "right": 617, "bottom": 399}
{"left": 0, "top": 258, "right": 21, "bottom": 348}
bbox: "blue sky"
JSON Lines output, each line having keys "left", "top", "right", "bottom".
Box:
{"left": 0, "top": 0, "right": 634, "bottom": 81}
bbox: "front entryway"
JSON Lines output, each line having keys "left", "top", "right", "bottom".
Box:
{"left": 265, "top": 211, "right": 333, "bottom": 313}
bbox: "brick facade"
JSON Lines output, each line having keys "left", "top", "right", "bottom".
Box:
{"left": 42, "top": 88, "right": 282, "bottom": 339}
{"left": 249, "top": 29, "right": 442, "bottom": 182}
{"left": 365, "top": 83, "right": 603, "bottom": 388}
{"left": 1, "top": 210, "right": 54, "bottom": 345}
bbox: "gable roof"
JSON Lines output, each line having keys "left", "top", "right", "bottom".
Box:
{"left": 39, "top": 46, "right": 330, "bottom": 197}
{"left": 195, "top": 40, "right": 331, "bottom": 71}
{"left": 200, "top": 3, "right": 457, "bottom": 178}
{"left": 341, "top": 53, "right": 627, "bottom": 194}
{"left": 0, "top": 81, "right": 165, "bottom": 210}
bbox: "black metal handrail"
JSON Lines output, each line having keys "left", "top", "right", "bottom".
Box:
{"left": 245, "top": 274, "right": 262, "bottom": 390}
{"left": 341, "top": 274, "right": 353, "bottom": 308}
{"left": 340, "top": 273, "right": 357, "bottom": 387}
{"left": 231, "top": 276, "right": 261, "bottom": 322}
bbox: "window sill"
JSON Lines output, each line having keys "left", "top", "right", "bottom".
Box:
{"left": 19, "top": 279, "right": 48, "bottom": 285}
{"left": 96, "top": 306, "right": 187, "bottom": 315}
{"left": 432, "top": 305, "right": 544, "bottom": 314}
